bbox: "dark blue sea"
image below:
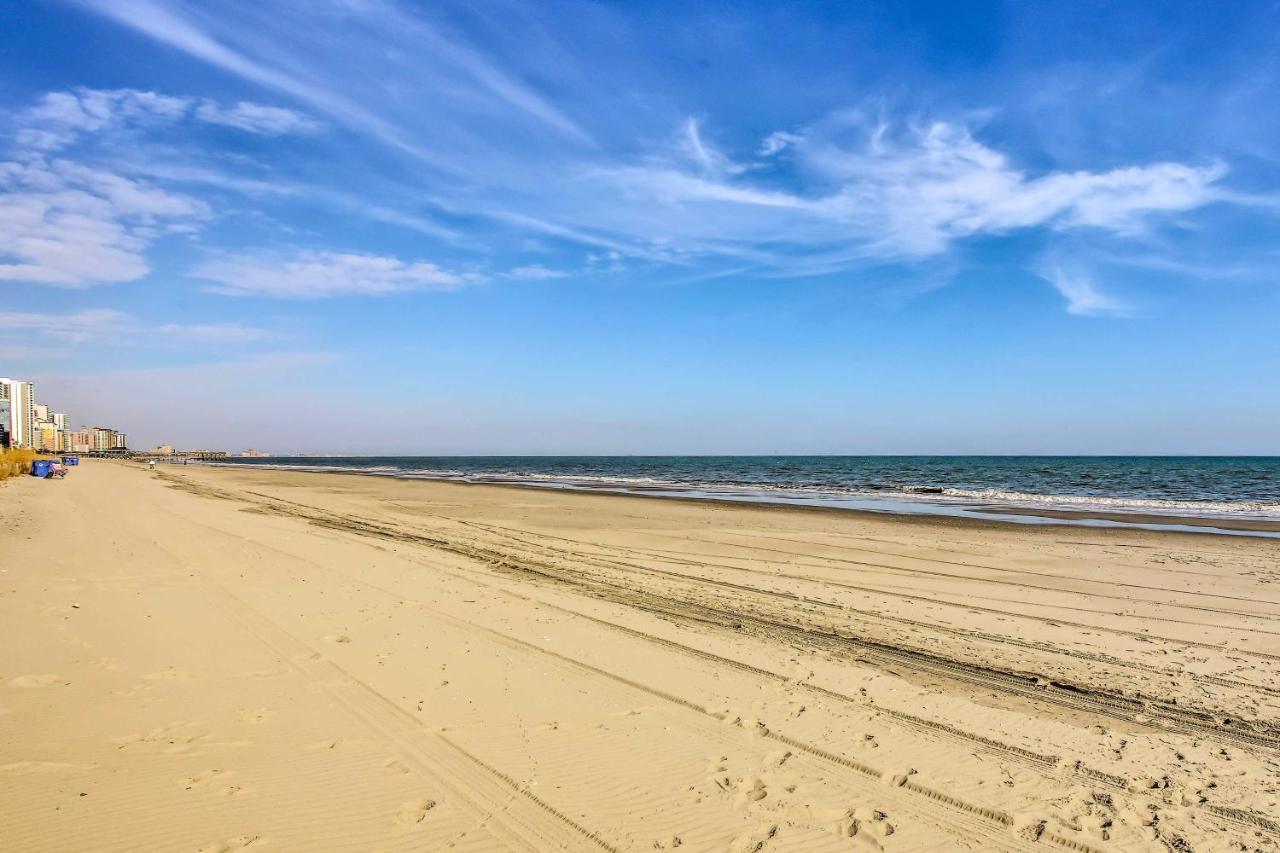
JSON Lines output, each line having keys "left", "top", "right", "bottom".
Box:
{"left": 209, "top": 456, "right": 1280, "bottom": 531}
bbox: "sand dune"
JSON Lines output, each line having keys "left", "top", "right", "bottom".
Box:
{"left": 3, "top": 462, "right": 1279, "bottom": 851}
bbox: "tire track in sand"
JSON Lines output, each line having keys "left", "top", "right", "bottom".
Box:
{"left": 203, "top": 585, "right": 617, "bottom": 852}
{"left": 235, "top": 490, "right": 1280, "bottom": 752}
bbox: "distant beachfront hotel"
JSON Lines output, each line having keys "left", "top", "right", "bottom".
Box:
{"left": 0, "top": 377, "right": 35, "bottom": 449}
{"left": 0, "top": 375, "right": 126, "bottom": 452}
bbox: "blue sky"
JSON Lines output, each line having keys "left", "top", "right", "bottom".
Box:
{"left": 1, "top": 0, "right": 1278, "bottom": 453}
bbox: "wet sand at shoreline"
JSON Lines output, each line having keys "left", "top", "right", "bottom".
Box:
{"left": 201, "top": 460, "right": 1280, "bottom": 537}
{"left": 3, "top": 461, "right": 1279, "bottom": 851}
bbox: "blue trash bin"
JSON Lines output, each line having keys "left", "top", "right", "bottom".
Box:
{"left": 31, "top": 460, "right": 53, "bottom": 478}
{"left": 62, "top": 456, "right": 79, "bottom": 466}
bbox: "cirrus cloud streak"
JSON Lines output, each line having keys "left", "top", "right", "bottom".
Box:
{"left": 191, "top": 251, "right": 482, "bottom": 298}
{"left": 0, "top": 307, "right": 270, "bottom": 344}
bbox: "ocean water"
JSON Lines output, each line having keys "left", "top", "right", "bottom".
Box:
{"left": 209, "top": 456, "right": 1280, "bottom": 529}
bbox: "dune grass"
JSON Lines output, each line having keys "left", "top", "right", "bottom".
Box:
{"left": 0, "top": 448, "right": 38, "bottom": 480}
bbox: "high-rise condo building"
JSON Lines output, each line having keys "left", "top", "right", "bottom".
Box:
{"left": 87, "top": 427, "right": 127, "bottom": 451}
{"left": 89, "top": 427, "right": 114, "bottom": 451}
{"left": 38, "top": 424, "right": 59, "bottom": 452}
{"left": 70, "top": 429, "right": 91, "bottom": 453}
{"left": 0, "top": 378, "right": 35, "bottom": 448}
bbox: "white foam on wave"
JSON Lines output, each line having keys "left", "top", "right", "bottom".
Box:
{"left": 204, "top": 461, "right": 1280, "bottom": 521}
{"left": 930, "top": 486, "right": 1280, "bottom": 517}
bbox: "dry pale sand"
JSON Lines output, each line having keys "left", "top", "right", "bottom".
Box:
{"left": 2, "top": 462, "right": 1279, "bottom": 852}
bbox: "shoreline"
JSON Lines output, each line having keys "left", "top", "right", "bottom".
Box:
{"left": 197, "top": 459, "right": 1280, "bottom": 538}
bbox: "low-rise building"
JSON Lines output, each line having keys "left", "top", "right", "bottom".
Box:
{"left": 182, "top": 450, "right": 228, "bottom": 460}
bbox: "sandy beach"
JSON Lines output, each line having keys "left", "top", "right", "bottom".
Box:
{"left": 3, "top": 461, "right": 1279, "bottom": 852}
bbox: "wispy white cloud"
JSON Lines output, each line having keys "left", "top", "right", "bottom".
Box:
{"left": 310, "top": 190, "right": 462, "bottom": 243}
{"left": 68, "top": 0, "right": 573, "bottom": 169}
{"left": 591, "top": 118, "right": 1227, "bottom": 261}
{"left": 0, "top": 308, "right": 270, "bottom": 343}
{"left": 1101, "top": 249, "right": 1280, "bottom": 282}
{"left": 153, "top": 321, "right": 273, "bottom": 342}
{"left": 191, "top": 250, "right": 482, "bottom": 297}
{"left": 759, "top": 130, "right": 801, "bottom": 157}
{"left": 68, "top": 0, "right": 384, "bottom": 141}
{"left": 15, "top": 86, "right": 320, "bottom": 151}
{"left": 0, "top": 157, "right": 208, "bottom": 286}
{"left": 506, "top": 264, "right": 568, "bottom": 280}
{"left": 353, "top": 0, "right": 593, "bottom": 145}
{"left": 829, "top": 123, "right": 1226, "bottom": 253}
{"left": 108, "top": 158, "right": 298, "bottom": 197}
{"left": 0, "top": 86, "right": 340, "bottom": 291}
{"left": 90, "top": 144, "right": 465, "bottom": 244}
{"left": 192, "top": 100, "right": 322, "bottom": 134}
{"left": 16, "top": 88, "right": 188, "bottom": 150}
{"left": 0, "top": 308, "right": 131, "bottom": 343}
{"left": 1037, "top": 262, "right": 1131, "bottom": 317}
{"left": 678, "top": 118, "right": 745, "bottom": 179}
{"left": 2, "top": 85, "right": 471, "bottom": 289}
{"left": 484, "top": 210, "right": 671, "bottom": 261}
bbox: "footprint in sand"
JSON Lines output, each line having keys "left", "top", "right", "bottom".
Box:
{"left": 179, "top": 772, "right": 246, "bottom": 797}
{"left": 842, "top": 807, "right": 895, "bottom": 848}
{"left": 177, "top": 769, "right": 233, "bottom": 790}
{"left": 236, "top": 707, "right": 273, "bottom": 725}
{"left": 729, "top": 823, "right": 778, "bottom": 853}
{"left": 115, "top": 722, "right": 202, "bottom": 751}
{"left": 115, "top": 722, "right": 245, "bottom": 756}
{"left": 396, "top": 797, "right": 437, "bottom": 826}
{"left": 384, "top": 758, "right": 411, "bottom": 775}
{"left": 177, "top": 768, "right": 247, "bottom": 794}
{"left": 144, "top": 668, "right": 196, "bottom": 681}
{"left": 8, "top": 674, "right": 60, "bottom": 688}
{"left": 196, "top": 834, "right": 261, "bottom": 853}
{"left": 736, "top": 777, "right": 768, "bottom": 805}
